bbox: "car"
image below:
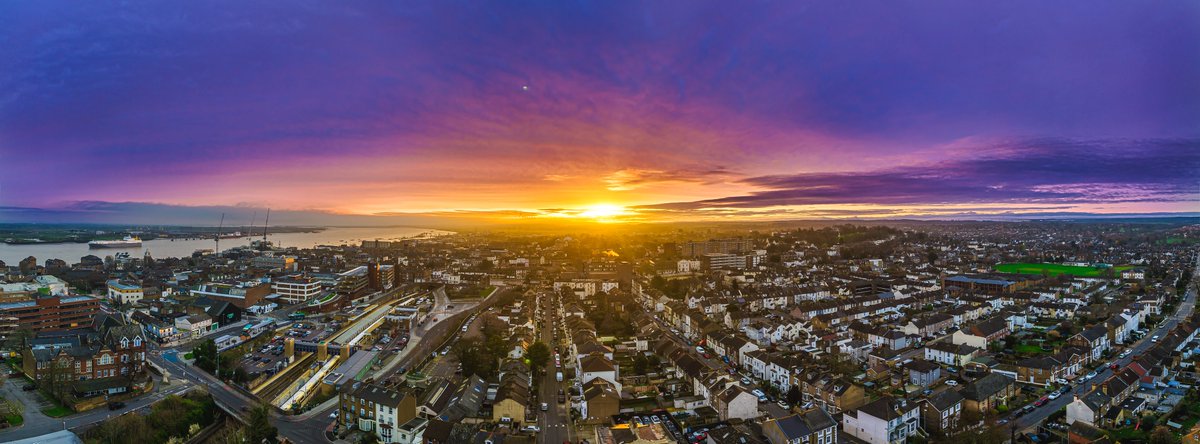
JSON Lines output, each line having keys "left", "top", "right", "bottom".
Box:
{"left": 777, "top": 400, "right": 789, "bottom": 409}
{"left": 523, "top": 425, "right": 541, "bottom": 433}
{"left": 998, "top": 419, "right": 1009, "bottom": 425}
{"left": 651, "top": 415, "right": 661, "bottom": 424}
{"left": 1034, "top": 397, "right": 1048, "bottom": 407}
{"left": 945, "top": 380, "right": 958, "bottom": 386}
{"left": 107, "top": 401, "right": 126, "bottom": 410}
{"left": 329, "top": 412, "right": 337, "bottom": 419}
{"left": 1109, "top": 362, "right": 1120, "bottom": 370}
{"left": 703, "top": 353, "right": 711, "bottom": 359}
{"left": 1085, "top": 371, "right": 1098, "bottom": 380}
{"left": 1048, "top": 391, "right": 1060, "bottom": 400}
{"left": 741, "top": 377, "right": 752, "bottom": 385}
{"left": 1120, "top": 350, "right": 1132, "bottom": 358}
{"left": 541, "top": 403, "right": 549, "bottom": 411}
{"left": 922, "top": 388, "right": 933, "bottom": 396}
{"left": 751, "top": 388, "right": 766, "bottom": 397}
{"left": 22, "top": 384, "right": 36, "bottom": 391}
{"left": 1152, "top": 335, "right": 1160, "bottom": 342}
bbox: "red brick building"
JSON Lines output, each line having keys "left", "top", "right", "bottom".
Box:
{"left": 0, "top": 295, "right": 102, "bottom": 337}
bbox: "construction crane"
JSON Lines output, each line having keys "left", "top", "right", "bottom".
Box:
{"left": 262, "top": 208, "right": 270, "bottom": 242}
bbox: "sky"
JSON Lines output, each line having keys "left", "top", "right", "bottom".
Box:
{"left": 1, "top": 1, "right": 1198, "bottom": 225}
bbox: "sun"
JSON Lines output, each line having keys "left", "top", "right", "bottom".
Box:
{"left": 578, "top": 204, "right": 627, "bottom": 219}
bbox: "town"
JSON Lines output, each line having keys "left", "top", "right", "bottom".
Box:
{"left": 0, "top": 220, "right": 1196, "bottom": 444}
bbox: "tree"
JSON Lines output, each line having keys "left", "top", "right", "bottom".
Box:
{"left": 632, "top": 354, "right": 650, "bottom": 376}
{"left": 192, "top": 339, "right": 219, "bottom": 374}
{"left": 40, "top": 356, "right": 73, "bottom": 404}
{"left": 216, "top": 427, "right": 249, "bottom": 444}
{"left": 246, "top": 403, "right": 277, "bottom": 444}
{"left": 786, "top": 385, "right": 802, "bottom": 406}
{"left": 1149, "top": 425, "right": 1177, "bottom": 444}
{"left": 526, "top": 342, "right": 551, "bottom": 376}
{"left": 454, "top": 337, "right": 497, "bottom": 379}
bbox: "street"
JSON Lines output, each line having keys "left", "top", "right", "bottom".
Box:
{"left": 1012, "top": 255, "right": 1200, "bottom": 432}
{"left": 537, "top": 292, "right": 572, "bottom": 444}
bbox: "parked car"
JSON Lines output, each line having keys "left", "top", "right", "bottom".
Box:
{"left": 1085, "top": 371, "right": 1098, "bottom": 380}
{"left": 541, "top": 403, "right": 549, "bottom": 411}
{"left": 22, "top": 384, "right": 36, "bottom": 391}
{"left": 1048, "top": 391, "right": 1060, "bottom": 400}
{"left": 107, "top": 401, "right": 126, "bottom": 410}
{"left": 741, "top": 377, "right": 752, "bottom": 386}
{"left": 777, "top": 400, "right": 789, "bottom": 409}
{"left": 945, "top": 380, "right": 959, "bottom": 386}
{"left": 1034, "top": 397, "right": 1048, "bottom": 407}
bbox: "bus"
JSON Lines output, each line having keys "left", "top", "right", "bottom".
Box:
{"left": 288, "top": 311, "right": 306, "bottom": 321}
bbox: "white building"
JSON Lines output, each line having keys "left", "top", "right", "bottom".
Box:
{"left": 677, "top": 259, "right": 702, "bottom": 273}
{"left": 106, "top": 280, "right": 144, "bottom": 305}
{"left": 175, "top": 314, "right": 213, "bottom": 339}
{"left": 272, "top": 276, "right": 324, "bottom": 304}
{"left": 842, "top": 397, "right": 921, "bottom": 444}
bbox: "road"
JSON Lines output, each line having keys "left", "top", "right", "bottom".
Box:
{"left": 537, "top": 292, "right": 572, "bottom": 444}
{"left": 0, "top": 371, "right": 195, "bottom": 441}
{"left": 141, "top": 286, "right": 507, "bottom": 444}
{"left": 1012, "top": 254, "right": 1199, "bottom": 432}
{"left": 642, "top": 307, "right": 789, "bottom": 420}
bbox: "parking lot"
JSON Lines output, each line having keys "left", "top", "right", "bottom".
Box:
{"left": 615, "top": 411, "right": 687, "bottom": 443}
{"left": 237, "top": 321, "right": 336, "bottom": 379}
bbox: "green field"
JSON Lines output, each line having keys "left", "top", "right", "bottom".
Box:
{"left": 995, "top": 262, "right": 1133, "bottom": 277}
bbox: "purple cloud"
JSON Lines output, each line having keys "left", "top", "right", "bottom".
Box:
{"left": 1, "top": 2, "right": 1197, "bottom": 213}
{"left": 642, "top": 138, "right": 1200, "bottom": 209}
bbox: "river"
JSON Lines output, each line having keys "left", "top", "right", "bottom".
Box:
{"left": 0, "top": 226, "right": 451, "bottom": 264}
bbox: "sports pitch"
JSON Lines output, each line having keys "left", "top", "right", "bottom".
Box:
{"left": 994, "top": 262, "right": 1132, "bottom": 277}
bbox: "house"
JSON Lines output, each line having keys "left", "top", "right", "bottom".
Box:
{"left": 950, "top": 317, "right": 1009, "bottom": 349}
{"left": 901, "top": 313, "right": 954, "bottom": 337}
{"left": 130, "top": 311, "right": 182, "bottom": 343}
{"left": 713, "top": 385, "right": 759, "bottom": 421}
{"left": 491, "top": 377, "right": 530, "bottom": 424}
{"left": 1016, "top": 356, "right": 1062, "bottom": 386}
{"left": 1066, "top": 369, "right": 1140, "bottom": 428}
{"left": 842, "top": 397, "right": 921, "bottom": 444}
{"left": 174, "top": 314, "right": 213, "bottom": 339}
{"left": 797, "top": 374, "right": 867, "bottom": 414}
{"left": 337, "top": 382, "right": 418, "bottom": 443}
{"left": 960, "top": 373, "right": 1017, "bottom": 413}
{"left": 905, "top": 360, "right": 941, "bottom": 388}
{"left": 921, "top": 390, "right": 964, "bottom": 434}
{"left": 582, "top": 378, "right": 620, "bottom": 423}
{"left": 923, "top": 342, "right": 979, "bottom": 367}
{"left": 762, "top": 409, "right": 838, "bottom": 444}
{"left": 579, "top": 353, "right": 622, "bottom": 392}
{"left": 1069, "top": 325, "right": 1111, "bottom": 364}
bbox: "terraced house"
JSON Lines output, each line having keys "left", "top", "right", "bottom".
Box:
{"left": 338, "top": 382, "right": 417, "bottom": 443}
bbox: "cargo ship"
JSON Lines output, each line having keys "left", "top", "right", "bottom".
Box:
{"left": 88, "top": 236, "right": 142, "bottom": 249}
